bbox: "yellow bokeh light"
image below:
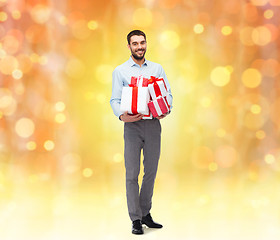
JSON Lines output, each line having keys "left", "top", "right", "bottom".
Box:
{"left": 0, "top": 89, "right": 17, "bottom": 116}
{"left": 256, "top": 130, "right": 266, "bottom": 140}
{"left": 264, "top": 9, "right": 274, "bottom": 19}
{"left": 15, "top": 118, "right": 35, "bottom": 138}
{"left": 83, "top": 168, "right": 93, "bottom": 178}
{"left": 216, "top": 128, "right": 226, "bottom": 138}
{"left": 113, "top": 153, "right": 123, "bottom": 163}
{"left": 96, "top": 93, "right": 106, "bottom": 104}
{"left": 59, "top": 15, "right": 68, "bottom": 25}
{"left": 159, "top": 30, "right": 180, "bottom": 50}
{"left": 30, "top": 53, "right": 40, "bottom": 63}
{"left": 12, "top": 10, "right": 21, "bottom": 20}
{"left": 208, "top": 162, "right": 218, "bottom": 171}
{"left": 133, "top": 8, "right": 153, "bottom": 27}
{"left": 39, "top": 56, "right": 48, "bottom": 65}
{"left": 88, "top": 20, "right": 98, "bottom": 30}
{"left": 210, "top": 66, "right": 231, "bottom": 87}
{"left": 12, "top": 69, "right": 23, "bottom": 79}
{"left": 55, "top": 113, "right": 66, "bottom": 124}
{"left": 264, "top": 154, "right": 275, "bottom": 164}
{"left": 44, "top": 140, "right": 55, "bottom": 151}
{"left": 250, "top": 0, "right": 268, "bottom": 5}
{"left": 0, "top": 56, "right": 18, "bottom": 75}
{"left": 55, "top": 101, "right": 66, "bottom": 112}
{"left": 26, "top": 141, "right": 37, "bottom": 151}
{"left": 193, "top": 24, "right": 204, "bottom": 34}
{"left": 250, "top": 104, "right": 261, "bottom": 114}
{"left": 252, "top": 26, "right": 271, "bottom": 46}
{"left": 242, "top": 68, "right": 262, "bottom": 88}
{"left": 0, "top": 11, "right": 8, "bottom": 22}
{"left": 3, "top": 35, "right": 20, "bottom": 55}
{"left": 221, "top": 26, "right": 232, "bottom": 35}
{"left": 30, "top": 5, "right": 51, "bottom": 24}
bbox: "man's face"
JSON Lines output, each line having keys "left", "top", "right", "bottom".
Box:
{"left": 128, "top": 35, "right": 147, "bottom": 60}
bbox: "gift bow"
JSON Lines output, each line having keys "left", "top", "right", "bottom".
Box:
{"left": 148, "top": 76, "right": 167, "bottom": 98}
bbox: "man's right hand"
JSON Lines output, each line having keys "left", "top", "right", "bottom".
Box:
{"left": 120, "top": 111, "right": 144, "bottom": 122}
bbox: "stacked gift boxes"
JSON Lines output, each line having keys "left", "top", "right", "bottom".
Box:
{"left": 120, "top": 75, "right": 170, "bottom": 119}
{"left": 147, "top": 76, "right": 170, "bottom": 117}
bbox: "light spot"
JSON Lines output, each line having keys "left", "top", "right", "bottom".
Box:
{"left": 252, "top": 26, "right": 272, "bottom": 46}
{"left": 55, "top": 113, "right": 66, "bottom": 124}
{"left": 193, "top": 24, "right": 204, "bottom": 34}
{"left": 83, "top": 168, "right": 93, "bottom": 178}
{"left": 159, "top": 30, "right": 180, "bottom": 50}
{"left": 113, "top": 153, "right": 123, "bottom": 163}
{"left": 210, "top": 66, "right": 231, "bottom": 87}
{"left": 44, "top": 140, "right": 55, "bottom": 151}
{"left": 208, "top": 162, "right": 218, "bottom": 171}
{"left": 30, "top": 5, "right": 51, "bottom": 24}
{"left": 55, "top": 101, "right": 66, "bottom": 112}
{"left": 88, "top": 20, "right": 98, "bottom": 30}
{"left": 264, "top": 154, "right": 275, "bottom": 164}
{"left": 12, "top": 69, "right": 23, "bottom": 79}
{"left": 0, "top": 12, "right": 8, "bottom": 22}
{"left": 26, "top": 141, "right": 37, "bottom": 151}
{"left": 256, "top": 130, "right": 266, "bottom": 140}
{"left": 242, "top": 68, "right": 262, "bottom": 88}
{"left": 250, "top": 104, "right": 261, "bottom": 114}
{"left": 264, "top": 9, "right": 274, "bottom": 19}
{"left": 15, "top": 118, "right": 35, "bottom": 138}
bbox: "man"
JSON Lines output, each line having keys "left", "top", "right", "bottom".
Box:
{"left": 110, "top": 30, "right": 173, "bottom": 235}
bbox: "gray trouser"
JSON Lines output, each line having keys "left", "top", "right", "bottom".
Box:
{"left": 124, "top": 118, "right": 161, "bottom": 221}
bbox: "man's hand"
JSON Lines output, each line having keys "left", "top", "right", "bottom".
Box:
{"left": 156, "top": 112, "right": 169, "bottom": 120}
{"left": 120, "top": 111, "right": 144, "bottom": 122}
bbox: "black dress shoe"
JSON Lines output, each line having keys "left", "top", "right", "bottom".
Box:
{"left": 132, "top": 220, "right": 143, "bottom": 235}
{"left": 142, "top": 213, "right": 163, "bottom": 228}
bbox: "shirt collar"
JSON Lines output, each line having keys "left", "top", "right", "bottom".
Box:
{"left": 128, "top": 56, "right": 148, "bottom": 67}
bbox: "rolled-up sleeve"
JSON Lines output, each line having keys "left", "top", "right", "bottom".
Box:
{"left": 110, "top": 68, "right": 123, "bottom": 117}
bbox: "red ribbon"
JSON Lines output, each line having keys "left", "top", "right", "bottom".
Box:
{"left": 130, "top": 76, "right": 149, "bottom": 87}
{"left": 148, "top": 76, "right": 167, "bottom": 98}
{"left": 131, "top": 87, "right": 138, "bottom": 114}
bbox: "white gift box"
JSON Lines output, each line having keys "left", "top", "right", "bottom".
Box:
{"left": 148, "top": 80, "right": 168, "bottom": 100}
{"left": 120, "top": 86, "right": 150, "bottom": 115}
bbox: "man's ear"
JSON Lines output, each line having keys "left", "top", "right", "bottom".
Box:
{"left": 127, "top": 44, "right": 131, "bottom": 50}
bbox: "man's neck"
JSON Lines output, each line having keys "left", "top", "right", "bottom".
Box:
{"left": 131, "top": 55, "right": 145, "bottom": 67}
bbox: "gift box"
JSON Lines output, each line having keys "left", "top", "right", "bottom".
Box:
{"left": 120, "top": 86, "right": 150, "bottom": 115}
{"left": 148, "top": 96, "right": 170, "bottom": 118}
{"left": 148, "top": 76, "right": 168, "bottom": 100}
{"left": 131, "top": 76, "right": 149, "bottom": 87}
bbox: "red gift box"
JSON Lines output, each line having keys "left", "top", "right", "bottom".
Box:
{"left": 148, "top": 96, "right": 170, "bottom": 118}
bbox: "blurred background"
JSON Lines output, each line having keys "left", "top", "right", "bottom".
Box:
{"left": 1, "top": 0, "right": 280, "bottom": 239}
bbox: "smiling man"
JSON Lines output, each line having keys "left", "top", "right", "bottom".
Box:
{"left": 110, "top": 30, "right": 173, "bottom": 235}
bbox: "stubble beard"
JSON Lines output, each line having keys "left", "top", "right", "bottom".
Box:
{"left": 131, "top": 49, "right": 146, "bottom": 60}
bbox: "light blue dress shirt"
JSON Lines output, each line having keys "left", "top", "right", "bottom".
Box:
{"left": 110, "top": 57, "right": 173, "bottom": 118}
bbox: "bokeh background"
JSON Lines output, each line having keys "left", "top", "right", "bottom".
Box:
{"left": 1, "top": 0, "right": 280, "bottom": 239}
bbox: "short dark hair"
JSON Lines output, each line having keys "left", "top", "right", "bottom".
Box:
{"left": 127, "top": 30, "right": 146, "bottom": 44}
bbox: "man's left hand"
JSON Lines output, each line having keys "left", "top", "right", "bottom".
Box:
{"left": 156, "top": 112, "right": 169, "bottom": 120}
